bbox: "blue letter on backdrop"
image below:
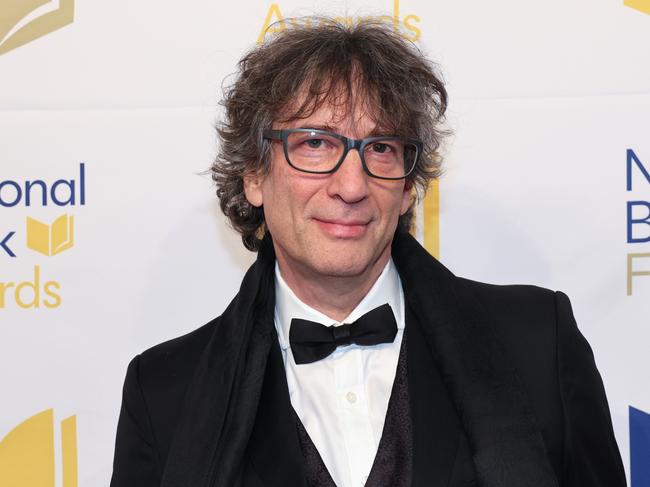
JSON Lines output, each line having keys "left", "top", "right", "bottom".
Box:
{"left": 628, "top": 149, "right": 650, "bottom": 191}
{"left": 630, "top": 406, "right": 650, "bottom": 487}
{"left": 627, "top": 201, "right": 650, "bottom": 243}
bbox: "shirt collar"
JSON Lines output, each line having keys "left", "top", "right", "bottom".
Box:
{"left": 273, "top": 258, "right": 405, "bottom": 351}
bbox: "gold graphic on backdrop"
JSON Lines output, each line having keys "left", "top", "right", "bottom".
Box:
{"left": 0, "top": 409, "right": 78, "bottom": 487}
{"left": 624, "top": 0, "right": 650, "bottom": 14}
{"left": 423, "top": 179, "right": 440, "bottom": 259}
{"left": 258, "top": 0, "right": 421, "bottom": 44}
{"left": 0, "top": 0, "right": 74, "bottom": 56}
{"left": 26, "top": 214, "right": 74, "bottom": 256}
{"left": 627, "top": 253, "right": 650, "bottom": 295}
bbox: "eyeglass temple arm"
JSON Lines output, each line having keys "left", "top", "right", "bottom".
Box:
{"left": 262, "top": 129, "right": 283, "bottom": 140}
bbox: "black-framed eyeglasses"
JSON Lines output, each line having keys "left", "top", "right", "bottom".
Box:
{"left": 263, "top": 128, "right": 422, "bottom": 180}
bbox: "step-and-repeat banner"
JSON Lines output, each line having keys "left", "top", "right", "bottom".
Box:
{"left": 1, "top": 0, "right": 649, "bottom": 485}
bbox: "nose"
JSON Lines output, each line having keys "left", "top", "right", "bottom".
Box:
{"left": 326, "top": 148, "right": 370, "bottom": 203}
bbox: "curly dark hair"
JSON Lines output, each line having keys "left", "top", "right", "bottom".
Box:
{"left": 213, "top": 17, "right": 448, "bottom": 251}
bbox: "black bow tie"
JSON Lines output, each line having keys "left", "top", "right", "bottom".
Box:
{"left": 289, "top": 304, "right": 398, "bottom": 365}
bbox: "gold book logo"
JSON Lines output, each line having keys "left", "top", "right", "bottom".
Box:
{"left": 625, "top": 0, "right": 650, "bottom": 14}
{"left": 26, "top": 214, "right": 74, "bottom": 256}
{"left": 0, "top": 0, "right": 74, "bottom": 56}
{"left": 0, "top": 409, "right": 78, "bottom": 487}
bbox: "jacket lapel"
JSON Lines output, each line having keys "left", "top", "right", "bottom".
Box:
{"left": 393, "top": 232, "right": 559, "bottom": 487}
{"left": 244, "top": 330, "right": 309, "bottom": 487}
{"left": 406, "top": 305, "right": 475, "bottom": 487}
{"left": 161, "top": 239, "right": 277, "bottom": 487}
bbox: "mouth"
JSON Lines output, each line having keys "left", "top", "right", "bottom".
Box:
{"left": 313, "top": 217, "right": 371, "bottom": 238}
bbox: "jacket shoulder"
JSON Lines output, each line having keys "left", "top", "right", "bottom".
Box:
{"left": 455, "top": 277, "right": 566, "bottom": 475}
{"left": 129, "top": 317, "right": 222, "bottom": 466}
{"left": 453, "top": 277, "right": 561, "bottom": 384}
{"left": 456, "top": 277, "right": 557, "bottom": 325}
{"left": 138, "top": 317, "right": 220, "bottom": 383}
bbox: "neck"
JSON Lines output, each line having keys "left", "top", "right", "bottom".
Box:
{"left": 275, "top": 251, "right": 391, "bottom": 322}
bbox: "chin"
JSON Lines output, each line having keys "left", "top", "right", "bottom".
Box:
{"left": 312, "top": 253, "right": 377, "bottom": 278}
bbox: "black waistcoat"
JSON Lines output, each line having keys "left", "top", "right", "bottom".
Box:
{"left": 295, "top": 334, "right": 413, "bottom": 487}
{"left": 244, "top": 304, "right": 479, "bottom": 487}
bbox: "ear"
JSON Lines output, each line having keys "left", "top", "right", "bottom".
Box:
{"left": 243, "top": 171, "right": 264, "bottom": 207}
{"left": 399, "top": 182, "right": 414, "bottom": 216}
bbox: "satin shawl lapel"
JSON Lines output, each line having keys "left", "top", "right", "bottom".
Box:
{"left": 161, "top": 240, "right": 276, "bottom": 487}
{"left": 393, "top": 232, "right": 559, "bottom": 487}
{"left": 406, "top": 305, "right": 473, "bottom": 487}
{"left": 245, "top": 331, "right": 309, "bottom": 487}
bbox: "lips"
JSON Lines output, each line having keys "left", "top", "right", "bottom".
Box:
{"left": 313, "top": 217, "right": 371, "bottom": 238}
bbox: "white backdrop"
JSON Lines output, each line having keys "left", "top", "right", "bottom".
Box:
{"left": 1, "top": 0, "right": 649, "bottom": 485}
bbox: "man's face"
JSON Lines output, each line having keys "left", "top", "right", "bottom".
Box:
{"left": 244, "top": 93, "right": 411, "bottom": 285}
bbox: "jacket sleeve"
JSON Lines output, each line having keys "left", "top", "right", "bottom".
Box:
{"left": 110, "top": 355, "right": 163, "bottom": 487}
{"left": 555, "top": 291, "right": 627, "bottom": 486}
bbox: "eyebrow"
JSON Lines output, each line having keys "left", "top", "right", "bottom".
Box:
{"left": 294, "top": 124, "right": 337, "bottom": 132}
{"left": 292, "top": 124, "right": 395, "bottom": 138}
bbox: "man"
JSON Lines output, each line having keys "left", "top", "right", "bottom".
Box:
{"left": 111, "top": 19, "right": 626, "bottom": 487}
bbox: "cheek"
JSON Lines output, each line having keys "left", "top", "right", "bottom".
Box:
{"left": 260, "top": 182, "right": 284, "bottom": 232}
{"left": 399, "top": 187, "right": 412, "bottom": 215}
{"left": 275, "top": 173, "right": 324, "bottom": 210}
{"left": 260, "top": 172, "right": 309, "bottom": 233}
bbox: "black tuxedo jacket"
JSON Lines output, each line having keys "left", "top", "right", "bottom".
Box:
{"left": 111, "top": 233, "right": 626, "bottom": 487}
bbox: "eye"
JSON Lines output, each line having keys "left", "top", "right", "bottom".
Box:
{"left": 370, "top": 142, "right": 392, "bottom": 154}
{"left": 305, "top": 138, "right": 324, "bottom": 149}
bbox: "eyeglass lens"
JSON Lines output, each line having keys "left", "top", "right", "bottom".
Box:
{"left": 285, "top": 131, "right": 417, "bottom": 178}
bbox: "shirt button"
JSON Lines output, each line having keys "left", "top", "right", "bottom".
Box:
{"left": 346, "top": 391, "right": 357, "bottom": 404}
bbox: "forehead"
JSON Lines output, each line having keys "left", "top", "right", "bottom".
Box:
{"left": 274, "top": 77, "right": 392, "bottom": 136}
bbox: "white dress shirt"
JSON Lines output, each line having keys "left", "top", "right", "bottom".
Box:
{"left": 273, "top": 259, "right": 405, "bottom": 487}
